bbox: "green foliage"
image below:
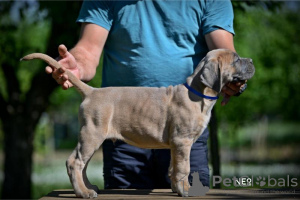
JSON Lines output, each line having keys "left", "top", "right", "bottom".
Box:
{"left": 17, "top": 21, "right": 51, "bottom": 95}
{"left": 0, "top": 1, "right": 51, "bottom": 152}
{"left": 0, "top": 1, "right": 52, "bottom": 130}
{"left": 216, "top": 6, "right": 300, "bottom": 126}
{"left": 219, "top": 121, "right": 300, "bottom": 148}
{"left": 34, "top": 113, "right": 53, "bottom": 153}
{"left": 0, "top": 1, "right": 50, "bottom": 100}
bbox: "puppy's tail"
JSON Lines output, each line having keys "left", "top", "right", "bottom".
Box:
{"left": 20, "top": 53, "right": 93, "bottom": 97}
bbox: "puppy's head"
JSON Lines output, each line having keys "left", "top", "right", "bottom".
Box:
{"left": 199, "top": 49, "right": 255, "bottom": 93}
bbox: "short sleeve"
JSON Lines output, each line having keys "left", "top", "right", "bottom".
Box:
{"left": 201, "top": 0, "right": 235, "bottom": 36}
{"left": 76, "top": 0, "right": 113, "bottom": 31}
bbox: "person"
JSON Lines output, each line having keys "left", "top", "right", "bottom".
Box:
{"left": 46, "top": 0, "right": 244, "bottom": 189}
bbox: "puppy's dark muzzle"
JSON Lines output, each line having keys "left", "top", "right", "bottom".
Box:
{"left": 234, "top": 59, "right": 255, "bottom": 82}
{"left": 232, "top": 58, "right": 255, "bottom": 97}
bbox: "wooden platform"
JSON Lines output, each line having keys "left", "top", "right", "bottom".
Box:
{"left": 40, "top": 189, "right": 300, "bottom": 199}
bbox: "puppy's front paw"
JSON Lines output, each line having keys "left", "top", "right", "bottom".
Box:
{"left": 76, "top": 189, "right": 98, "bottom": 199}
{"left": 176, "top": 180, "right": 189, "bottom": 197}
{"left": 177, "top": 188, "right": 188, "bottom": 197}
{"left": 171, "top": 182, "right": 177, "bottom": 193}
{"left": 85, "top": 189, "right": 98, "bottom": 199}
{"left": 88, "top": 184, "right": 99, "bottom": 193}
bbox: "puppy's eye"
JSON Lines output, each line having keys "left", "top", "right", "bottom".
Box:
{"left": 233, "top": 56, "right": 240, "bottom": 64}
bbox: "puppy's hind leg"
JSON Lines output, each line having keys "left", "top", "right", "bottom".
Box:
{"left": 82, "top": 156, "right": 100, "bottom": 193}
{"left": 66, "top": 126, "right": 105, "bottom": 198}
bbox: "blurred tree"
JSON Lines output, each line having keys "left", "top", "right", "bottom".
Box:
{"left": 0, "top": 1, "right": 82, "bottom": 198}
{"left": 209, "top": 0, "right": 283, "bottom": 188}
{"left": 211, "top": 1, "right": 300, "bottom": 188}
{"left": 216, "top": 3, "right": 300, "bottom": 124}
{"left": 1, "top": 0, "right": 297, "bottom": 197}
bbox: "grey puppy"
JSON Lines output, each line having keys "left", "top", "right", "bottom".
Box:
{"left": 21, "top": 49, "right": 255, "bottom": 198}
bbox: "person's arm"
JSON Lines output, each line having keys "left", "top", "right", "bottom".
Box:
{"left": 205, "top": 29, "right": 244, "bottom": 106}
{"left": 46, "top": 23, "right": 109, "bottom": 89}
{"left": 205, "top": 29, "right": 235, "bottom": 52}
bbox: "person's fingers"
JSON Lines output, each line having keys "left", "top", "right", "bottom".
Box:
{"left": 52, "top": 67, "right": 65, "bottom": 79}
{"left": 222, "top": 85, "right": 236, "bottom": 96}
{"left": 61, "top": 74, "right": 68, "bottom": 81}
{"left": 55, "top": 73, "right": 68, "bottom": 84}
{"left": 46, "top": 64, "right": 69, "bottom": 86}
{"left": 44, "top": 44, "right": 74, "bottom": 90}
{"left": 58, "top": 44, "right": 68, "bottom": 58}
{"left": 221, "top": 94, "right": 231, "bottom": 106}
{"left": 227, "top": 82, "right": 241, "bottom": 92}
{"left": 234, "top": 83, "right": 248, "bottom": 97}
{"left": 62, "top": 81, "right": 70, "bottom": 90}
{"left": 45, "top": 66, "right": 54, "bottom": 74}
{"left": 50, "top": 67, "right": 69, "bottom": 87}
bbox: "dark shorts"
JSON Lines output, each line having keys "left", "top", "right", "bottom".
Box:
{"left": 103, "top": 128, "right": 209, "bottom": 189}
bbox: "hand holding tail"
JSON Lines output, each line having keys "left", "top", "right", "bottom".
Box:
{"left": 45, "top": 44, "right": 81, "bottom": 90}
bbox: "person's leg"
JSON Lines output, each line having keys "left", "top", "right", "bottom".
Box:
{"left": 152, "top": 130, "right": 210, "bottom": 189}
{"left": 152, "top": 149, "right": 171, "bottom": 188}
{"left": 189, "top": 128, "right": 210, "bottom": 187}
{"left": 102, "top": 128, "right": 209, "bottom": 189}
{"left": 102, "top": 140, "right": 154, "bottom": 189}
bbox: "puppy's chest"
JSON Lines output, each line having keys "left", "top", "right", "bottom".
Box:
{"left": 190, "top": 112, "right": 211, "bottom": 130}
{"left": 186, "top": 114, "right": 211, "bottom": 142}
{"left": 175, "top": 101, "right": 212, "bottom": 135}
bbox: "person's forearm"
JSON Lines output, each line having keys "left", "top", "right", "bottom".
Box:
{"left": 69, "top": 23, "right": 108, "bottom": 83}
{"left": 205, "top": 29, "right": 235, "bottom": 52}
{"left": 69, "top": 45, "right": 100, "bottom": 83}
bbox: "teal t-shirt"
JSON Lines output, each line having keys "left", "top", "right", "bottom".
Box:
{"left": 77, "top": 0, "right": 234, "bottom": 87}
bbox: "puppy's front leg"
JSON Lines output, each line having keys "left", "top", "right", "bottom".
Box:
{"left": 168, "top": 152, "right": 176, "bottom": 193}
{"left": 171, "top": 139, "right": 193, "bottom": 197}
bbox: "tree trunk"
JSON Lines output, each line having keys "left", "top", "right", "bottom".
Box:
{"left": 2, "top": 117, "right": 33, "bottom": 198}
{"left": 209, "top": 108, "right": 221, "bottom": 189}
{"left": 1, "top": 2, "right": 82, "bottom": 198}
{"left": 1, "top": 72, "right": 58, "bottom": 199}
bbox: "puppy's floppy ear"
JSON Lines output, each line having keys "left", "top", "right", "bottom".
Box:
{"left": 200, "top": 58, "right": 222, "bottom": 93}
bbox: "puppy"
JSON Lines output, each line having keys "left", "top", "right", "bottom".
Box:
{"left": 21, "top": 49, "right": 255, "bottom": 198}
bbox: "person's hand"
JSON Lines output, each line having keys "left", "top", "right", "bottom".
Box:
{"left": 45, "top": 44, "right": 81, "bottom": 90}
{"left": 221, "top": 81, "right": 247, "bottom": 106}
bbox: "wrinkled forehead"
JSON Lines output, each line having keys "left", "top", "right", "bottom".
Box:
{"left": 206, "top": 49, "right": 235, "bottom": 63}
